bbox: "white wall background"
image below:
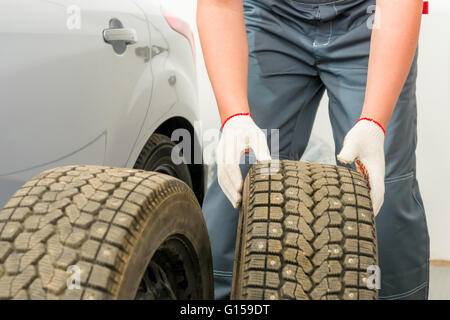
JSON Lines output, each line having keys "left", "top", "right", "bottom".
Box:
{"left": 167, "top": 0, "right": 450, "bottom": 260}
{"left": 416, "top": 1, "right": 450, "bottom": 260}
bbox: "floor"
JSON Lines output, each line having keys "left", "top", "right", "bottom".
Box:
{"left": 429, "top": 265, "right": 450, "bottom": 300}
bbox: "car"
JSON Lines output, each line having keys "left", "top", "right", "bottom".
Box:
{"left": 0, "top": 0, "right": 208, "bottom": 208}
{"left": 0, "top": 0, "right": 213, "bottom": 300}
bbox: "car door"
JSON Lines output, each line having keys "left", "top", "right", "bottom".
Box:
{"left": 0, "top": 0, "right": 152, "bottom": 176}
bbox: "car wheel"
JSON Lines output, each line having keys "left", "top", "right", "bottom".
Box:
{"left": 231, "top": 160, "right": 378, "bottom": 300}
{"left": 134, "top": 133, "right": 193, "bottom": 189}
{"left": 0, "top": 166, "right": 213, "bottom": 300}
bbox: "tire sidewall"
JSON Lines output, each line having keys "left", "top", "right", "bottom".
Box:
{"left": 116, "top": 190, "right": 213, "bottom": 299}
{"left": 139, "top": 139, "right": 193, "bottom": 189}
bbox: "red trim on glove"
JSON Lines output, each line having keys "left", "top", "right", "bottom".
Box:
{"left": 357, "top": 117, "right": 386, "bottom": 136}
{"left": 356, "top": 159, "right": 370, "bottom": 187}
{"left": 221, "top": 113, "right": 252, "bottom": 129}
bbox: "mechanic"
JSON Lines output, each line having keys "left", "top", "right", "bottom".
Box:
{"left": 197, "top": 0, "right": 429, "bottom": 300}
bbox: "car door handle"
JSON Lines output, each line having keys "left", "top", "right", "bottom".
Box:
{"left": 103, "top": 28, "right": 137, "bottom": 45}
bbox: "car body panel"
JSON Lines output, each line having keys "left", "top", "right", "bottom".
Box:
{"left": 0, "top": 0, "right": 203, "bottom": 209}
{"left": 0, "top": 133, "right": 106, "bottom": 209}
{"left": 0, "top": 0, "right": 152, "bottom": 176}
{"left": 126, "top": 0, "right": 199, "bottom": 167}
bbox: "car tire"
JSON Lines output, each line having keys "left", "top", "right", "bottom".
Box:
{"left": 0, "top": 166, "right": 213, "bottom": 300}
{"left": 134, "top": 133, "right": 193, "bottom": 189}
{"left": 231, "top": 160, "right": 379, "bottom": 300}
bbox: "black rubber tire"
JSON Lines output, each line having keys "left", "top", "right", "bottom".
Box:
{"left": 231, "top": 160, "right": 378, "bottom": 300}
{"left": 134, "top": 133, "right": 193, "bottom": 189}
{"left": 0, "top": 166, "right": 213, "bottom": 300}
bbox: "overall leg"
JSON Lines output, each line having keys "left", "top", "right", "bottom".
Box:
{"left": 318, "top": 0, "right": 430, "bottom": 299}
{"left": 202, "top": 0, "right": 324, "bottom": 299}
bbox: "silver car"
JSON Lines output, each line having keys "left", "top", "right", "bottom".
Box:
{"left": 0, "top": 0, "right": 213, "bottom": 300}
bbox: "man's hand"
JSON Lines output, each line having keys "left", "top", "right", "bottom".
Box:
{"left": 217, "top": 114, "right": 271, "bottom": 208}
{"left": 337, "top": 119, "right": 386, "bottom": 216}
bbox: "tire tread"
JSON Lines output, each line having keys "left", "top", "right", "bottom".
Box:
{"left": 232, "top": 160, "right": 378, "bottom": 300}
{"left": 0, "top": 166, "right": 197, "bottom": 300}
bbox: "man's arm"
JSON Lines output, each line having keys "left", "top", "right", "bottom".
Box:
{"left": 361, "top": 0, "right": 423, "bottom": 128}
{"left": 338, "top": 0, "right": 423, "bottom": 215}
{"left": 197, "top": 0, "right": 248, "bottom": 123}
{"left": 197, "top": 0, "right": 271, "bottom": 208}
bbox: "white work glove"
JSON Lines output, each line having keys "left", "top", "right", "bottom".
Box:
{"left": 337, "top": 118, "right": 386, "bottom": 216}
{"left": 217, "top": 114, "right": 271, "bottom": 208}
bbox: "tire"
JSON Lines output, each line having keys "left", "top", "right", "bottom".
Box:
{"left": 134, "top": 133, "right": 193, "bottom": 189}
{"left": 0, "top": 166, "right": 213, "bottom": 300}
{"left": 231, "top": 160, "right": 378, "bottom": 300}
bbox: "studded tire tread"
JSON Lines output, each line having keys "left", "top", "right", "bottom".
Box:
{"left": 231, "top": 160, "right": 379, "bottom": 300}
{"left": 0, "top": 165, "right": 213, "bottom": 300}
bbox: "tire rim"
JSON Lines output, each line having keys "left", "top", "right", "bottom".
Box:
{"left": 135, "top": 236, "right": 202, "bottom": 300}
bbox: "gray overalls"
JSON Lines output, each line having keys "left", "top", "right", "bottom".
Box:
{"left": 202, "top": 0, "right": 429, "bottom": 300}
